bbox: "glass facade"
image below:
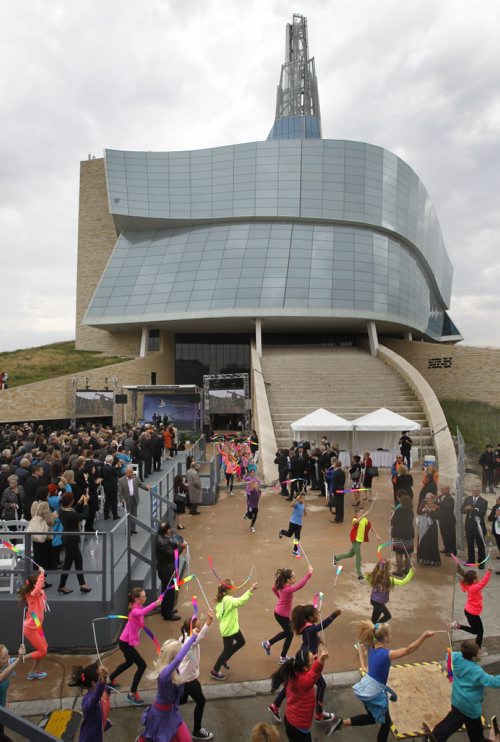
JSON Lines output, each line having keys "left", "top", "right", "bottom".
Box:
{"left": 175, "top": 335, "right": 250, "bottom": 386}
{"left": 267, "top": 115, "right": 321, "bottom": 140}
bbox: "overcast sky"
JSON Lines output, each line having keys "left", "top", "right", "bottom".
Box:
{"left": 1, "top": 0, "right": 499, "bottom": 352}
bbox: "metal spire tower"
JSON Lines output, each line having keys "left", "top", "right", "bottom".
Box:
{"left": 267, "top": 14, "right": 322, "bottom": 140}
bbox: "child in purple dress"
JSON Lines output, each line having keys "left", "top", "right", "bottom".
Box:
{"left": 243, "top": 479, "right": 261, "bottom": 532}
{"left": 138, "top": 630, "right": 199, "bottom": 742}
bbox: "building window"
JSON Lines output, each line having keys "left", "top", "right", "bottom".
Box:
{"left": 148, "top": 329, "right": 160, "bottom": 352}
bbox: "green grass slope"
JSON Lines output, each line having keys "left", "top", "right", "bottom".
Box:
{"left": 441, "top": 399, "right": 500, "bottom": 455}
{"left": 0, "top": 341, "right": 129, "bottom": 388}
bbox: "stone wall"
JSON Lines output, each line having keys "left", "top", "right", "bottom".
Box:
{"left": 0, "top": 333, "right": 175, "bottom": 425}
{"left": 75, "top": 158, "right": 141, "bottom": 355}
{"left": 381, "top": 338, "right": 500, "bottom": 405}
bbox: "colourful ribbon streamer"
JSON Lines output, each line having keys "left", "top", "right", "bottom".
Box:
{"left": 1, "top": 540, "right": 20, "bottom": 553}
{"left": 280, "top": 478, "right": 306, "bottom": 485}
{"left": 190, "top": 596, "right": 199, "bottom": 635}
{"left": 159, "top": 573, "right": 196, "bottom": 598}
{"left": 450, "top": 551, "right": 491, "bottom": 569}
{"left": 1, "top": 539, "right": 42, "bottom": 570}
{"left": 377, "top": 541, "right": 392, "bottom": 560}
{"left": 95, "top": 614, "right": 161, "bottom": 654}
{"left": 313, "top": 591, "right": 324, "bottom": 611}
{"left": 207, "top": 556, "right": 254, "bottom": 590}
{"left": 333, "top": 564, "right": 343, "bottom": 588}
{"left": 174, "top": 549, "right": 179, "bottom": 591}
{"left": 30, "top": 612, "right": 45, "bottom": 638}
{"left": 336, "top": 488, "right": 372, "bottom": 494}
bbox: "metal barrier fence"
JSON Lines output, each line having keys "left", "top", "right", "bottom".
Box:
{"left": 0, "top": 707, "right": 57, "bottom": 741}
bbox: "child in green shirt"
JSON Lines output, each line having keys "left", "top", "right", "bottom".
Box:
{"left": 210, "top": 580, "right": 257, "bottom": 680}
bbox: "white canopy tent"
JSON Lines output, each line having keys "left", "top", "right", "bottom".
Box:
{"left": 290, "top": 408, "right": 353, "bottom": 451}
{"left": 352, "top": 407, "right": 421, "bottom": 459}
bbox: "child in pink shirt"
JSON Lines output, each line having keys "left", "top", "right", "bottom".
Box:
{"left": 262, "top": 565, "right": 313, "bottom": 664}
{"left": 108, "top": 587, "right": 161, "bottom": 705}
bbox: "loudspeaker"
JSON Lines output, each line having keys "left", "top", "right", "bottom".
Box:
{"left": 115, "top": 394, "right": 128, "bottom": 404}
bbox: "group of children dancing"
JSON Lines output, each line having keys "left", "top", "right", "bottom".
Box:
{"left": 2, "top": 480, "right": 498, "bottom": 742}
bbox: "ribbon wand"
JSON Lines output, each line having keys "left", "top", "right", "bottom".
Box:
{"left": 21, "top": 607, "right": 26, "bottom": 662}
{"left": 297, "top": 541, "right": 312, "bottom": 568}
{"left": 195, "top": 576, "right": 212, "bottom": 611}
{"left": 333, "top": 564, "right": 343, "bottom": 589}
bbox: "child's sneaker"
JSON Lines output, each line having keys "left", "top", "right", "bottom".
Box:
{"left": 332, "top": 555, "right": 338, "bottom": 566}
{"left": 210, "top": 669, "right": 226, "bottom": 681}
{"left": 268, "top": 703, "right": 281, "bottom": 722}
{"left": 262, "top": 640, "right": 271, "bottom": 655}
{"left": 277, "top": 656, "right": 290, "bottom": 664}
{"left": 278, "top": 530, "right": 283, "bottom": 539}
{"left": 127, "top": 692, "right": 144, "bottom": 706}
{"left": 327, "top": 717, "right": 343, "bottom": 735}
{"left": 315, "top": 711, "right": 335, "bottom": 722}
{"left": 447, "top": 621, "right": 461, "bottom": 630}
{"left": 357, "top": 574, "right": 364, "bottom": 581}
{"left": 107, "top": 680, "right": 120, "bottom": 689}
{"left": 27, "top": 671, "right": 47, "bottom": 680}
{"left": 192, "top": 730, "right": 214, "bottom": 740}
{"left": 250, "top": 527, "right": 256, "bottom": 532}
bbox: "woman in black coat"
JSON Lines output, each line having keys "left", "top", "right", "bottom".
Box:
{"left": 156, "top": 522, "right": 185, "bottom": 621}
{"left": 391, "top": 492, "right": 414, "bottom": 576}
{"left": 395, "top": 465, "right": 414, "bottom": 505}
{"left": 57, "top": 491, "right": 91, "bottom": 594}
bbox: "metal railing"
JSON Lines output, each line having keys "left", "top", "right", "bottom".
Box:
{"left": 0, "top": 707, "right": 57, "bottom": 741}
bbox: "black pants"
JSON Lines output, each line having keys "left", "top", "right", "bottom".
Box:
{"left": 269, "top": 612, "right": 293, "bottom": 658}
{"left": 225, "top": 473, "right": 234, "bottom": 491}
{"left": 180, "top": 678, "right": 206, "bottom": 734}
{"left": 279, "top": 523, "right": 302, "bottom": 552}
{"left": 284, "top": 716, "right": 311, "bottom": 741}
{"left": 153, "top": 454, "right": 162, "bottom": 471}
{"left": 104, "top": 489, "right": 118, "bottom": 519}
{"left": 58, "top": 541, "right": 85, "bottom": 588}
{"left": 243, "top": 507, "right": 259, "bottom": 527}
{"left": 109, "top": 640, "right": 146, "bottom": 694}
{"left": 33, "top": 540, "right": 52, "bottom": 571}
{"left": 401, "top": 450, "right": 411, "bottom": 468}
{"left": 160, "top": 574, "right": 176, "bottom": 618}
{"left": 350, "top": 707, "right": 392, "bottom": 742}
{"left": 144, "top": 455, "right": 153, "bottom": 477}
{"left": 279, "top": 472, "right": 289, "bottom": 497}
{"left": 465, "top": 529, "right": 486, "bottom": 567}
{"left": 432, "top": 705, "right": 485, "bottom": 741}
{"left": 458, "top": 610, "right": 484, "bottom": 647}
{"left": 213, "top": 631, "right": 245, "bottom": 672}
{"left": 333, "top": 492, "right": 344, "bottom": 522}
{"left": 371, "top": 600, "right": 392, "bottom": 624}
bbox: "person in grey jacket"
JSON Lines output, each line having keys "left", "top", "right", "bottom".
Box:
{"left": 117, "top": 466, "right": 151, "bottom": 534}
{"left": 186, "top": 462, "right": 202, "bottom": 515}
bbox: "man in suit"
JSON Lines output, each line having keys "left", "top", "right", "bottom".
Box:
{"left": 331, "top": 461, "right": 346, "bottom": 523}
{"left": 101, "top": 454, "right": 121, "bottom": 520}
{"left": 118, "top": 465, "right": 151, "bottom": 533}
{"left": 461, "top": 487, "right": 488, "bottom": 568}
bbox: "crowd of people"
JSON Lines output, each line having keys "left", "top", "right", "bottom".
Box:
{"left": 2, "top": 420, "right": 500, "bottom": 741}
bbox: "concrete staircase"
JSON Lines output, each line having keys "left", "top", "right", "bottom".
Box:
{"left": 260, "top": 345, "right": 432, "bottom": 452}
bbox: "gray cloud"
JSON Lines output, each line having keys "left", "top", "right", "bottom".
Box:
{"left": 1, "top": 0, "right": 499, "bottom": 351}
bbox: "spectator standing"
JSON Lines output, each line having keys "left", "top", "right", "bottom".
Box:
{"left": 101, "top": 455, "right": 120, "bottom": 520}
{"left": 330, "top": 461, "right": 346, "bottom": 523}
{"left": 461, "top": 488, "right": 488, "bottom": 569}
{"left": 155, "top": 522, "right": 184, "bottom": 621}
{"left": 22, "top": 465, "right": 46, "bottom": 520}
{"left": 436, "top": 485, "right": 457, "bottom": 556}
{"left": 117, "top": 465, "right": 151, "bottom": 534}
{"left": 479, "top": 444, "right": 496, "bottom": 494}
{"left": 1, "top": 474, "right": 23, "bottom": 521}
{"left": 187, "top": 461, "right": 202, "bottom": 515}
{"left": 398, "top": 431, "right": 413, "bottom": 468}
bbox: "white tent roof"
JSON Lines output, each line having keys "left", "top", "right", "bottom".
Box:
{"left": 352, "top": 407, "right": 421, "bottom": 432}
{"left": 290, "top": 408, "right": 353, "bottom": 432}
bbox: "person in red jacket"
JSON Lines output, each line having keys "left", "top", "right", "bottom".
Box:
{"left": 448, "top": 565, "right": 492, "bottom": 649}
{"left": 270, "top": 646, "right": 341, "bottom": 740}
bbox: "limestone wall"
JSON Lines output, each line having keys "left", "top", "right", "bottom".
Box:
{"left": 75, "top": 158, "right": 141, "bottom": 355}
{"left": 378, "top": 343, "right": 457, "bottom": 487}
{"left": 250, "top": 344, "right": 278, "bottom": 484}
{"left": 381, "top": 338, "right": 500, "bottom": 405}
{"left": 0, "top": 333, "right": 175, "bottom": 425}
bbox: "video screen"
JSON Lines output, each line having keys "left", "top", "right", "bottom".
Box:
{"left": 75, "top": 390, "right": 114, "bottom": 418}
{"left": 143, "top": 393, "right": 201, "bottom": 431}
{"left": 207, "top": 388, "right": 246, "bottom": 414}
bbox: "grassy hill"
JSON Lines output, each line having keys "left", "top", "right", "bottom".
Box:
{"left": 441, "top": 399, "right": 500, "bottom": 455}
{"left": 0, "top": 341, "right": 128, "bottom": 388}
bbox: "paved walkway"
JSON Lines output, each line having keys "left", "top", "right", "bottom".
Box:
{"left": 6, "top": 465, "right": 500, "bottom": 739}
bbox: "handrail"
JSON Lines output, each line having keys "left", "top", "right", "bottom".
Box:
{"left": 0, "top": 707, "right": 58, "bottom": 741}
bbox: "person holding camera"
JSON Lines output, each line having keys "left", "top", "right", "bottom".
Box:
{"left": 57, "top": 491, "right": 91, "bottom": 594}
